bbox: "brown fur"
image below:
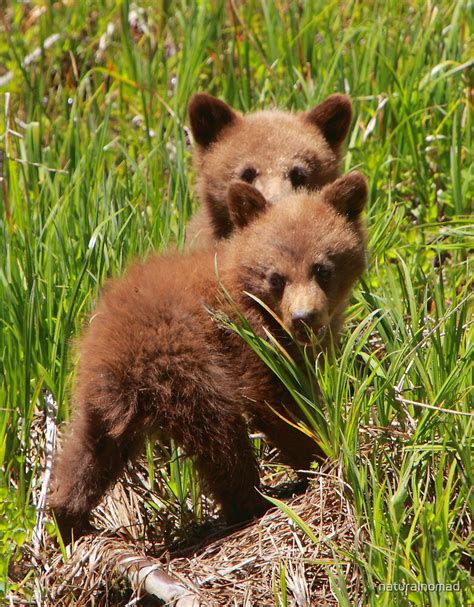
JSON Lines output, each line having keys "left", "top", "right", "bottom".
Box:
{"left": 49, "top": 172, "right": 368, "bottom": 541}
{"left": 187, "top": 93, "right": 353, "bottom": 247}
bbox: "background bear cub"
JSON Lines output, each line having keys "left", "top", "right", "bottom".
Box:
{"left": 50, "top": 172, "right": 368, "bottom": 541}
{"left": 187, "top": 92, "right": 353, "bottom": 246}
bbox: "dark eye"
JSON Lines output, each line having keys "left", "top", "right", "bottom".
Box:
{"left": 268, "top": 272, "right": 286, "bottom": 291}
{"left": 289, "top": 166, "right": 308, "bottom": 189}
{"left": 312, "top": 263, "right": 332, "bottom": 283}
{"left": 240, "top": 166, "right": 258, "bottom": 183}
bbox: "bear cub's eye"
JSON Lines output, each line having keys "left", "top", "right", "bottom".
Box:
{"left": 240, "top": 166, "right": 258, "bottom": 183}
{"left": 268, "top": 272, "right": 286, "bottom": 291}
{"left": 312, "top": 263, "right": 332, "bottom": 283}
{"left": 289, "top": 166, "right": 309, "bottom": 188}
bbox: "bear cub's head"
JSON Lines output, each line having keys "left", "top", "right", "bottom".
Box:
{"left": 225, "top": 172, "right": 368, "bottom": 343}
{"left": 189, "top": 93, "right": 353, "bottom": 240}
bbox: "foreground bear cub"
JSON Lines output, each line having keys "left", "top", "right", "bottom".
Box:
{"left": 187, "top": 92, "right": 353, "bottom": 246}
{"left": 50, "top": 172, "right": 368, "bottom": 541}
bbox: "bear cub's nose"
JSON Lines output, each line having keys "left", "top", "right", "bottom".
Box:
{"left": 291, "top": 310, "right": 317, "bottom": 326}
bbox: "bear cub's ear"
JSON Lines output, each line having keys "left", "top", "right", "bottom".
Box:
{"left": 303, "top": 94, "right": 352, "bottom": 150}
{"left": 228, "top": 182, "right": 268, "bottom": 229}
{"left": 189, "top": 93, "right": 238, "bottom": 148}
{"left": 322, "top": 172, "right": 368, "bottom": 219}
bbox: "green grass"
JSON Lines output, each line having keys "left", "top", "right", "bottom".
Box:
{"left": 0, "top": 0, "right": 472, "bottom": 604}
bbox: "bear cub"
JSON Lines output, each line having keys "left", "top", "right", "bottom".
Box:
{"left": 187, "top": 92, "right": 353, "bottom": 247}
{"left": 49, "top": 172, "right": 368, "bottom": 541}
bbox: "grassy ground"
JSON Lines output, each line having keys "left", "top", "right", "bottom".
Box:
{"left": 0, "top": 0, "right": 472, "bottom": 604}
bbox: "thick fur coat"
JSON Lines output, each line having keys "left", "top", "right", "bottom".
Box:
{"left": 49, "top": 173, "right": 368, "bottom": 541}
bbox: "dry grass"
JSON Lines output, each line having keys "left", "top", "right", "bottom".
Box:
{"left": 21, "top": 405, "right": 360, "bottom": 606}
{"left": 39, "top": 475, "right": 359, "bottom": 606}
{"left": 168, "top": 476, "right": 359, "bottom": 606}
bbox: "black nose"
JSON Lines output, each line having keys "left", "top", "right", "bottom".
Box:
{"left": 291, "top": 310, "right": 316, "bottom": 326}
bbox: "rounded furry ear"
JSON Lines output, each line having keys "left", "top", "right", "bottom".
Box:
{"left": 321, "top": 172, "right": 368, "bottom": 219}
{"left": 228, "top": 182, "right": 268, "bottom": 228}
{"left": 188, "top": 93, "right": 238, "bottom": 148}
{"left": 303, "top": 94, "right": 352, "bottom": 150}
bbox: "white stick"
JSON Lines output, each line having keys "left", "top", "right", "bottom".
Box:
{"left": 113, "top": 551, "right": 201, "bottom": 606}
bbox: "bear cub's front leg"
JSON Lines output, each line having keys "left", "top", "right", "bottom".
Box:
{"left": 190, "top": 414, "right": 270, "bottom": 525}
